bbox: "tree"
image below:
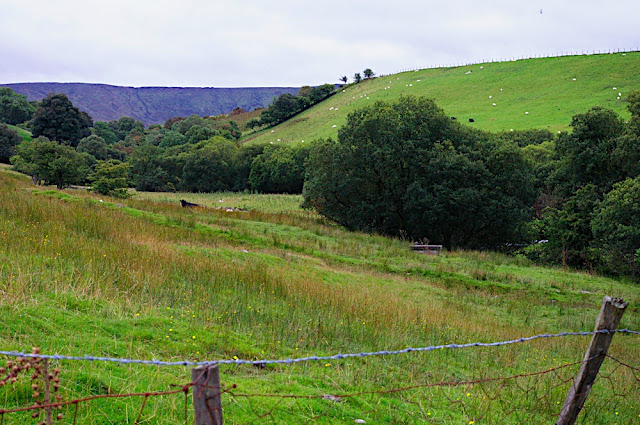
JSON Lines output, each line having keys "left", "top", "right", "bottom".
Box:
{"left": 0, "top": 123, "right": 22, "bottom": 163}
{"left": 0, "top": 87, "right": 36, "bottom": 125}
{"left": 544, "top": 184, "right": 601, "bottom": 268}
{"left": 11, "top": 137, "right": 89, "bottom": 188}
{"left": 88, "top": 160, "right": 130, "bottom": 198}
{"left": 592, "top": 177, "right": 640, "bottom": 277}
{"left": 77, "top": 135, "right": 109, "bottom": 160}
{"left": 354, "top": 73, "right": 362, "bottom": 84}
{"left": 180, "top": 137, "right": 238, "bottom": 192}
{"left": 31, "top": 93, "right": 93, "bottom": 146}
{"left": 553, "top": 107, "right": 624, "bottom": 194}
{"left": 249, "top": 144, "right": 309, "bottom": 193}
{"left": 339, "top": 76, "right": 348, "bottom": 84}
{"left": 127, "top": 144, "right": 172, "bottom": 191}
{"left": 304, "top": 96, "right": 534, "bottom": 248}
{"left": 107, "top": 116, "right": 145, "bottom": 141}
{"left": 363, "top": 68, "right": 375, "bottom": 79}
{"left": 259, "top": 93, "right": 302, "bottom": 126}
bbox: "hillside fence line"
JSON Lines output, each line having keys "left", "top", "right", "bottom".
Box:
{"left": 378, "top": 47, "right": 640, "bottom": 77}
{"left": 1, "top": 296, "right": 638, "bottom": 424}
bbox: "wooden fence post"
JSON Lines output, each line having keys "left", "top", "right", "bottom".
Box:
{"left": 191, "top": 365, "right": 223, "bottom": 425}
{"left": 555, "top": 296, "right": 628, "bottom": 425}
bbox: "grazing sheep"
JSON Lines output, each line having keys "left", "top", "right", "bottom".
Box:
{"left": 492, "top": 103, "right": 496, "bottom": 106}
{"left": 525, "top": 112, "right": 529, "bottom": 115}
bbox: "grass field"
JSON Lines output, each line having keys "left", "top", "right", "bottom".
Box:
{"left": 1, "top": 169, "right": 639, "bottom": 424}
{"left": 243, "top": 52, "right": 640, "bottom": 146}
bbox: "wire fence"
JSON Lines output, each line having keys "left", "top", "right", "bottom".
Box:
{"left": 1, "top": 328, "right": 639, "bottom": 424}
{"left": 378, "top": 47, "right": 639, "bottom": 76}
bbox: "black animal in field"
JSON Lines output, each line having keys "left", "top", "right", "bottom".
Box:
{"left": 451, "top": 116, "right": 457, "bottom": 120}
{"left": 180, "top": 199, "right": 200, "bottom": 208}
{"left": 468, "top": 118, "right": 475, "bottom": 123}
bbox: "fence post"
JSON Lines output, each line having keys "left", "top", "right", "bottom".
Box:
{"left": 555, "top": 296, "right": 628, "bottom": 425}
{"left": 191, "top": 365, "right": 223, "bottom": 425}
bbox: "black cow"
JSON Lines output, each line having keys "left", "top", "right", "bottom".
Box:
{"left": 468, "top": 118, "right": 475, "bottom": 123}
{"left": 451, "top": 116, "right": 457, "bottom": 120}
{"left": 180, "top": 199, "right": 199, "bottom": 208}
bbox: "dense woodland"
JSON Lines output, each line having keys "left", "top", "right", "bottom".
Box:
{"left": 1, "top": 86, "right": 639, "bottom": 278}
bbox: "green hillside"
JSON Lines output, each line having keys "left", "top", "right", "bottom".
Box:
{"left": 7, "top": 124, "right": 32, "bottom": 142}
{"left": 245, "top": 52, "right": 640, "bottom": 145}
{"left": 1, "top": 169, "right": 639, "bottom": 423}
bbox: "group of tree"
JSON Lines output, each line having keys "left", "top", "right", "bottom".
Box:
{"left": 303, "top": 94, "right": 640, "bottom": 278}
{"left": 247, "top": 84, "right": 336, "bottom": 129}
{"left": 2, "top": 85, "right": 640, "bottom": 278}
{"left": 353, "top": 68, "right": 375, "bottom": 84}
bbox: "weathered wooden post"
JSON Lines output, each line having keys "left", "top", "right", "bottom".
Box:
{"left": 191, "top": 365, "right": 223, "bottom": 425}
{"left": 556, "top": 296, "right": 628, "bottom": 425}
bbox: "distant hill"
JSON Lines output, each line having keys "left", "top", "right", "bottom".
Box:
{"left": 244, "top": 52, "right": 640, "bottom": 145}
{"left": 0, "top": 83, "right": 300, "bottom": 125}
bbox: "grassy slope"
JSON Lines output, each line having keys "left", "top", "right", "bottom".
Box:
{"left": 1, "top": 172, "right": 639, "bottom": 423}
{"left": 244, "top": 52, "right": 640, "bottom": 145}
{"left": 6, "top": 124, "right": 32, "bottom": 142}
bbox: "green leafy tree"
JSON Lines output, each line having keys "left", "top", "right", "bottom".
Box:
{"left": 11, "top": 137, "right": 89, "bottom": 188}
{"left": 544, "top": 184, "right": 601, "bottom": 268}
{"left": 77, "top": 135, "right": 109, "bottom": 160}
{"left": 339, "top": 75, "right": 348, "bottom": 84}
{"left": 127, "top": 144, "right": 172, "bottom": 191}
{"left": 92, "top": 121, "right": 119, "bottom": 144}
{"left": 0, "top": 87, "right": 36, "bottom": 125}
{"left": 363, "top": 68, "right": 375, "bottom": 79}
{"left": 553, "top": 107, "right": 624, "bottom": 193}
{"left": 0, "top": 123, "right": 22, "bottom": 163}
{"left": 309, "top": 84, "right": 335, "bottom": 103}
{"left": 180, "top": 137, "right": 238, "bottom": 192}
{"left": 304, "top": 96, "right": 534, "bottom": 248}
{"left": 354, "top": 73, "right": 362, "bottom": 84}
{"left": 259, "top": 93, "right": 302, "bottom": 126}
{"left": 31, "top": 93, "right": 93, "bottom": 146}
{"left": 107, "top": 116, "right": 145, "bottom": 141}
{"left": 249, "top": 144, "right": 309, "bottom": 194}
{"left": 592, "top": 177, "right": 640, "bottom": 277}
{"left": 88, "top": 159, "right": 130, "bottom": 198}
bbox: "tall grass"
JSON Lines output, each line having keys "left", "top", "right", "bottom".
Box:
{"left": 1, "top": 172, "right": 639, "bottom": 423}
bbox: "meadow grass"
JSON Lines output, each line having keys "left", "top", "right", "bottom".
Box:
{"left": 6, "top": 124, "right": 32, "bottom": 142}
{"left": 244, "top": 52, "right": 640, "bottom": 146}
{"left": 1, "top": 172, "right": 639, "bottom": 423}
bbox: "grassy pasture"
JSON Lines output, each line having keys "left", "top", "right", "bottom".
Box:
{"left": 6, "top": 124, "right": 32, "bottom": 142}
{"left": 244, "top": 52, "right": 640, "bottom": 146}
{"left": 1, "top": 171, "right": 639, "bottom": 423}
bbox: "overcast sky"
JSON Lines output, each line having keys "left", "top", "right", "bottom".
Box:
{"left": 1, "top": 0, "right": 638, "bottom": 88}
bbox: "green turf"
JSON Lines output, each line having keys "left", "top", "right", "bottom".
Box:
{"left": 1, "top": 171, "right": 639, "bottom": 424}
{"left": 6, "top": 124, "right": 32, "bottom": 142}
{"left": 244, "top": 52, "right": 640, "bottom": 146}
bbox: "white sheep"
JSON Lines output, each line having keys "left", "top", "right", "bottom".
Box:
{"left": 489, "top": 95, "right": 492, "bottom": 99}
{"left": 492, "top": 103, "right": 496, "bottom": 106}
{"left": 613, "top": 87, "right": 617, "bottom": 90}
{"left": 525, "top": 112, "right": 529, "bottom": 115}
{"left": 572, "top": 78, "right": 576, "bottom": 81}
{"left": 332, "top": 125, "right": 337, "bottom": 128}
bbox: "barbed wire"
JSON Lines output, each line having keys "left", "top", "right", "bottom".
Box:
{"left": 2, "top": 349, "right": 638, "bottom": 424}
{"left": 0, "top": 329, "right": 637, "bottom": 367}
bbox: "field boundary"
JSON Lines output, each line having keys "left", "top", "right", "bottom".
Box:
{"left": 1, "top": 329, "right": 638, "bottom": 367}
